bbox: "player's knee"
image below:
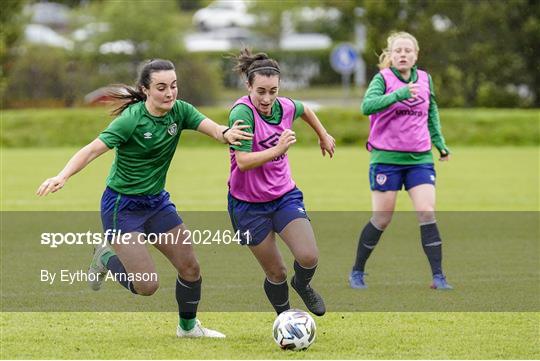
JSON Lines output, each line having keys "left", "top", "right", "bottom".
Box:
{"left": 266, "top": 266, "right": 287, "bottom": 283}
{"left": 178, "top": 259, "right": 200, "bottom": 281}
{"left": 416, "top": 209, "right": 435, "bottom": 224}
{"left": 296, "top": 252, "right": 318, "bottom": 269}
{"left": 135, "top": 280, "right": 159, "bottom": 296}
{"left": 372, "top": 214, "right": 392, "bottom": 230}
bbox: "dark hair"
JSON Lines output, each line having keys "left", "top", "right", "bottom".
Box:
{"left": 232, "top": 48, "right": 280, "bottom": 85}
{"left": 108, "top": 59, "right": 175, "bottom": 116}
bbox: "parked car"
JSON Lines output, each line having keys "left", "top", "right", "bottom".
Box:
{"left": 184, "top": 33, "right": 232, "bottom": 52}
{"left": 184, "top": 27, "right": 263, "bottom": 52}
{"left": 279, "top": 33, "right": 332, "bottom": 51}
{"left": 292, "top": 6, "right": 341, "bottom": 23}
{"left": 24, "top": 2, "right": 70, "bottom": 28}
{"left": 99, "top": 40, "right": 135, "bottom": 55}
{"left": 24, "top": 24, "right": 73, "bottom": 50}
{"left": 192, "top": 0, "right": 256, "bottom": 31}
{"left": 72, "top": 23, "right": 110, "bottom": 42}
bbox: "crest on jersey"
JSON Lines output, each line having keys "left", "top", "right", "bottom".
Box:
{"left": 376, "top": 174, "right": 387, "bottom": 185}
{"left": 168, "top": 123, "right": 178, "bottom": 136}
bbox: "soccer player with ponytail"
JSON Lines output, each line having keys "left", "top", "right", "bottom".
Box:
{"left": 37, "top": 59, "right": 252, "bottom": 337}
{"left": 227, "top": 48, "right": 336, "bottom": 316}
{"left": 349, "top": 32, "right": 453, "bottom": 290}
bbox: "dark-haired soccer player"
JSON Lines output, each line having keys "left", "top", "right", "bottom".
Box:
{"left": 37, "top": 59, "right": 252, "bottom": 337}
{"left": 227, "top": 48, "right": 336, "bottom": 316}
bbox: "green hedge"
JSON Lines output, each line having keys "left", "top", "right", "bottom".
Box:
{"left": 1, "top": 107, "right": 538, "bottom": 147}
{"left": 3, "top": 46, "right": 222, "bottom": 109}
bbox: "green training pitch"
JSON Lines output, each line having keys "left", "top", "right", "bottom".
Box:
{"left": 1, "top": 146, "right": 539, "bottom": 359}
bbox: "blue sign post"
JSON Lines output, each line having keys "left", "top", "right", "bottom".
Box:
{"left": 330, "top": 44, "right": 358, "bottom": 96}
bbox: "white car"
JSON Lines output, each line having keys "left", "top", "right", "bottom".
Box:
{"left": 99, "top": 40, "right": 135, "bottom": 55}
{"left": 184, "top": 34, "right": 232, "bottom": 52}
{"left": 193, "top": 0, "right": 256, "bottom": 30}
{"left": 72, "top": 23, "right": 110, "bottom": 42}
{"left": 280, "top": 33, "right": 332, "bottom": 51}
{"left": 24, "top": 24, "right": 73, "bottom": 50}
{"left": 184, "top": 27, "right": 257, "bottom": 52}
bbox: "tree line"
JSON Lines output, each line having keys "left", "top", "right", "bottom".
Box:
{"left": 1, "top": 0, "right": 538, "bottom": 108}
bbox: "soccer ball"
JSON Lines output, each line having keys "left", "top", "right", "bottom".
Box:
{"left": 272, "top": 309, "right": 316, "bottom": 350}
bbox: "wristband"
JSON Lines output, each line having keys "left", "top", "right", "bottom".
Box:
{"left": 222, "top": 127, "right": 231, "bottom": 135}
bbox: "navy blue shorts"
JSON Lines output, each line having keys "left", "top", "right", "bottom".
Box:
{"left": 101, "top": 187, "right": 183, "bottom": 238}
{"left": 227, "top": 187, "right": 309, "bottom": 246}
{"left": 369, "top": 163, "right": 436, "bottom": 191}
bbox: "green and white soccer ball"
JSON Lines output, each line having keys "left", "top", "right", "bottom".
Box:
{"left": 272, "top": 309, "right": 316, "bottom": 350}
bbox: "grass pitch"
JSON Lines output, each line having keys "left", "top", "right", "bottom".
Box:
{"left": 1, "top": 146, "right": 539, "bottom": 359}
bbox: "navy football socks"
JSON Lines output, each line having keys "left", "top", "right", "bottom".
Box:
{"left": 264, "top": 278, "right": 290, "bottom": 314}
{"left": 420, "top": 222, "right": 443, "bottom": 275}
{"left": 104, "top": 254, "right": 138, "bottom": 294}
{"left": 176, "top": 276, "right": 201, "bottom": 329}
{"left": 352, "top": 221, "right": 383, "bottom": 272}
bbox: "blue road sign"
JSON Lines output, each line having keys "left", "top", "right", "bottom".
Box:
{"left": 330, "top": 44, "right": 358, "bottom": 75}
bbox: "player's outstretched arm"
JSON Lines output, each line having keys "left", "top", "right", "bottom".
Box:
{"left": 300, "top": 105, "right": 336, "bottom": 158}
{"left": 36, "top": 138, "right": 110, "bottom": 196}
{"left": 197, "top": 118, "right": 253, "bottom": 145}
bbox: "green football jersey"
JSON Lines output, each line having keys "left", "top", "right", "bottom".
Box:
{"left": 98, "top": 100, "right": 205, "bottom": 195}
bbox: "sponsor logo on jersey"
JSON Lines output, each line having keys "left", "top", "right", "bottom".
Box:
{"left": 258, "top": 132, "right": 281, "bottom": 149}
{"left": 376, "top": 174, "right": 387, "bottom": 185}
{"left": 168, "top": 123, "right": 178, "bottom": 136}
{"left": 396, "top": 95, "right": 426, "bottom": 116}
{"left": 399, "top": 95, "right": 426, "bottom": 108}
{"left": 395, "top": 109, "right": 424, "bottom": 116}
{"left": 143, "top": 132, "right": 153, "bottom": 139}
{"left": 259, "top": 132, "right": 286, "bottom": 161}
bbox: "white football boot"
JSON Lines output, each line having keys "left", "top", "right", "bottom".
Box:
{"left": 176, "top": 320, "right": 226, "bottom": 338}
{"left": 88, "top": 242, "right": 113, "bottom": 291}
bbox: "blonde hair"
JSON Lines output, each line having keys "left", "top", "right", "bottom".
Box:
{"left": 377, "top": 32, "right": 419, "bottom": 69}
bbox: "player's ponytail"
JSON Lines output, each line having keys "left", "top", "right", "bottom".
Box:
{"left": 377, "top": 32, "right": 419, "bottom": 70}
{"left": 108, "top": 59, "right": 175, "bottom": 116}
{"left": 232, "top": 48, "right": 280, "bottom": 85}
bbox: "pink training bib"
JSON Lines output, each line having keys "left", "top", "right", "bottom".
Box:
{"left": 228, "top": 96, "right": 296, "bottom": 203}
{"left": 367, "top": 68, "right": 431, "bottom": 153}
